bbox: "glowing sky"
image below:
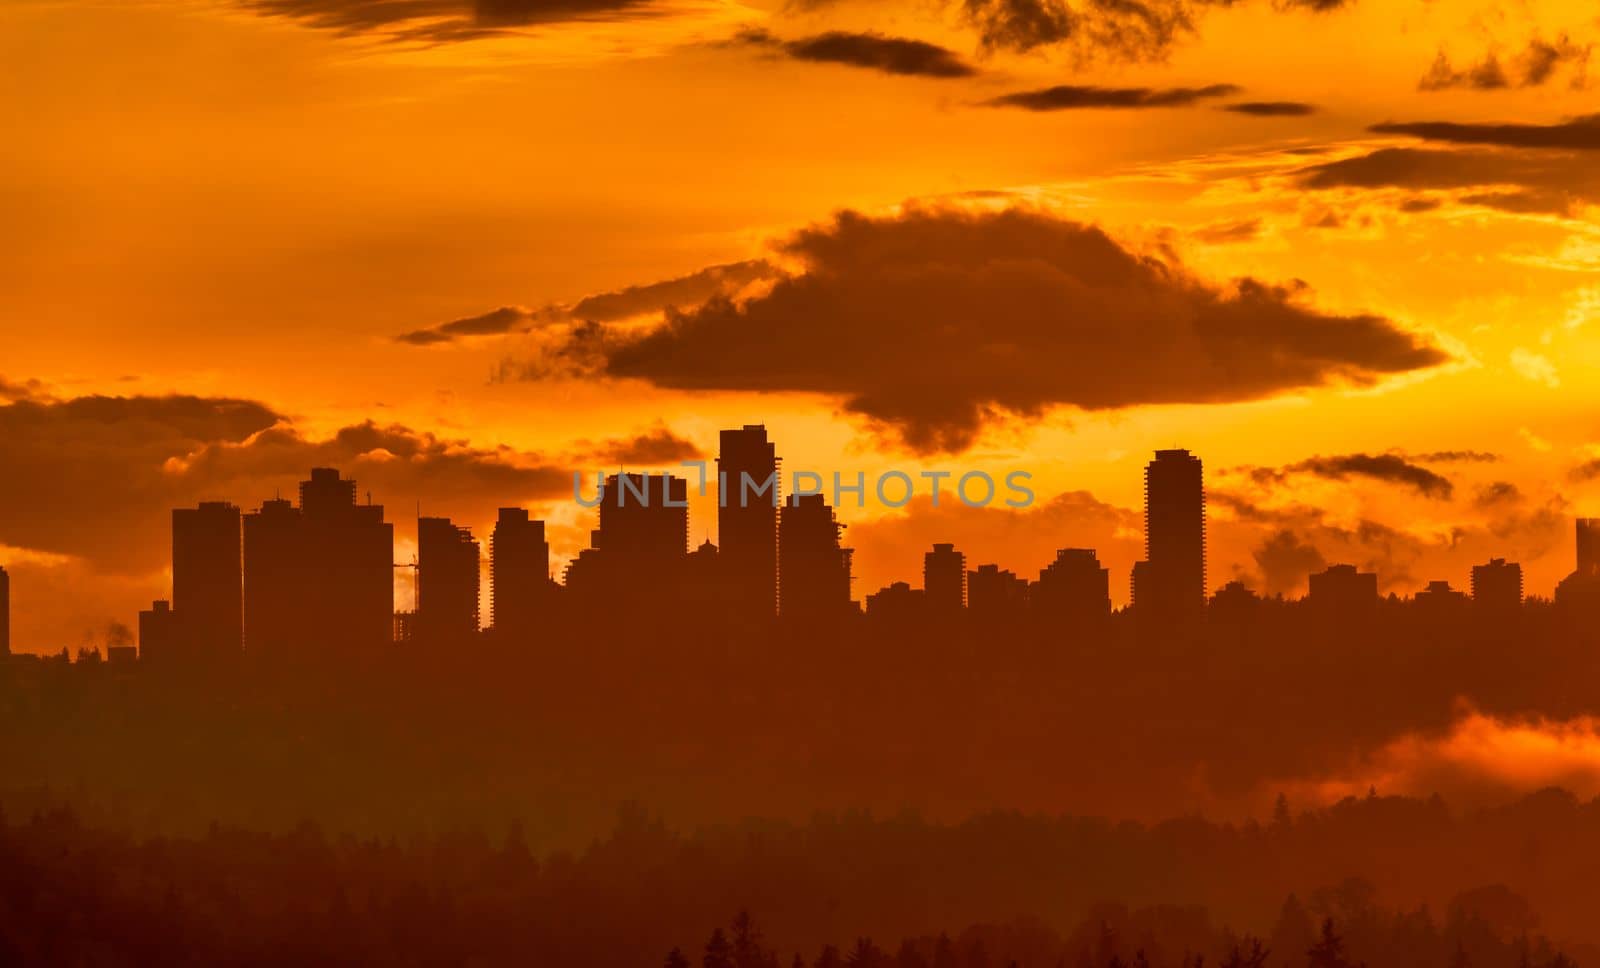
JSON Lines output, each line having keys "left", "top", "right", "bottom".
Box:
{"left": 4, "top": 0, "right": 1600, "bottom": 650}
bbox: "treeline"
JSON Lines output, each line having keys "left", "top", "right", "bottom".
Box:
{"left": 669, "top": 908, "right": 1581, "bottom": 968}
{"left": 0, "top": 802, "right": 1588, "bottom": 967}
{"left": 1, "top": 795, "right": 1598, "bottom": 965}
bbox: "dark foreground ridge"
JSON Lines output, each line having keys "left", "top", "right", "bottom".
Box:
{"left": 0, "top": 793, "right": 1592, "bottom": 966}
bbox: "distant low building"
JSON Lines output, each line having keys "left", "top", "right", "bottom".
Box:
{"left": 138, "top": 600, "right": 180, "bottom": 664}
{"left": 1032, "top": 548, "right": 1110, "bottom": 628}
{"left": 968, "top": 563, "right": 1028, "bottom": 618}
{"left": 865, "top": 581, "right": 923, "bottom": 621}
{"left": 1308, "top": 564, "right": 1378, "bottom": 614}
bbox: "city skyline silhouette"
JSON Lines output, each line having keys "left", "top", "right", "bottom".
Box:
{"left": 27, "top": 431, "right": 1595, "bottom": 664}
{"left": 9, "top": 0, "right": 1600, "bottom": 962}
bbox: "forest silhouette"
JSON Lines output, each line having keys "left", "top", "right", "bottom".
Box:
{"left": 0, "top": 793, "right": 1595, "bottom": 966}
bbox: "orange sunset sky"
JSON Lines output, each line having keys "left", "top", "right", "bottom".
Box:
{"left": 4, "top": 0, "right": 1600, "bottom": 652}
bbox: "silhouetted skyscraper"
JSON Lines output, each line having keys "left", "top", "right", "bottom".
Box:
{"left": 1032, "top": 548, "right": 1110, "bottom": 627}
{"left": 717, "top": 425, "right": 779, "bottom": 618}
{"left": 779, "top": 493, "right": 853, "bottom": 619}
{"left": 1557, "top": 519, "right": 1600, "bottom": 609}
{"left": 490, "top": 508, "right": 550, "bottom": 639}
{"left": 1578, "top": 519, "right": 1600, "bottom": 576}
{"left": 418, "top": 516, "right": 480, "bottom": 644}
{"left": 967, "top": 563, "right": 1028, "bottom": 618}
{"left": 923, "top": 543, "right": 966, "bottom": 611}
{"left": 243, "top": 469, "right": 393, "bottom": 659}
{"left": 567, "top": 474, "right": 689, "bottom": 601}
{"left": 597, "top": 473, "right": 688, "bottom": 559}
{"left": 0, "top": 565, "right": 9, "bottom": 657}
{"left": 243, "top": 497, "right": 299, "bottom": 656}
{"left": 1471, "top": 558, "right": 1522, "bottom": 613}
{"left": 172, "top": 501, "right": 242, "bottom": 659}
{"left": 1133, "top": 449, "right": 1206, "bottom": 623}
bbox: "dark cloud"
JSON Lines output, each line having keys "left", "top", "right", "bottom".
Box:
{"left": 0, "top": 394, "right": 282, "bottom": 571}
{"left": 396, "top": 306, "right": 540, "bottom": 346}
{"left": 1252, "top": 453, "right": 1455, "bottom": 498}
{"left": 1397, "top": 197, "right": 1443, "bottom": 214}
{"left": 571, "top": 261, "right": 778, "bottom": 321}
{"left": 0, "top": 375, "right": 50, "bottom": 403}
{"left": 942, "top": 0, "right": 1354, "bottom": 61}
{"left": 959, "top": 0, "right": 1197, "bottom": 58}
{"left": 1409, "top": 450, "right": 1499, "bottom": 463}
{"left": 239, "top": 0, "right": 659, "bottom": 44}
{"left": 734, "top": 28, "right": 977, "bottom": 78}
{"left": 512, "top": 205, "right": 1448, "bottom": 453}
{"left": 1252, "top": 529, "right": 1327, "bottom": 596}
{"left": 1418, "top": 51, "right": 1509, "bottom": 91}
{"left": 1568, "top": 459, "right": 1600, "bottom": 483}
{"left": 1192, "top": 217, "right": 1263, "bottom": 244}
{"left": 949, "top": 0, "right": 1350, "bottom": 61}
{"left": 578, "top": 425, "right": 704, "bottom": 465}
{"left": 983, "top": 83, "right": 1240, "bottom": 111}
{"left": 397, "top": 260, "right": 776, "bottom": 346}
{"left": 1369, "top": 115, "right": 1600, "bottom": 151}
{"left": 0, "top": 391, "right": 567, "bottom": 574}
{"left": 1474, "top": 481, "right": 1522, "bottom": 509}
{"left": 1222, "top": 101, "right": 1317, "bottom": 117}
{"left": 1299, "top": 147, "right": 1600, "bottom": 217}
{"left": 1419, "top": 36, "right": 1591, "bottom": 91}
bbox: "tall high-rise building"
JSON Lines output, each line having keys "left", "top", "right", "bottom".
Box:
{"left": 717, "top": 425, "right": 780, "bottom": 618}
{"left": 596, "top": 473, "right": 688, "bottom": 559}
{"left": 243, "top": 468, "right": 393, "bottom": 659}
{"left": 172, "top": 501, "right": 243, "bottom": 658}
{"left": 1032, "top": 548, "right": 1110, "bottom": 626}
{"left": 418, "top": 516, "right": 480, "bottom": 643}
{"left": 1132, "top": 449, "right": 1206, "bottom": 622}
{"left": 1578, "top": 519, "right": 1600, "bottom": 576}
{"left": 490, "top": 508, "right": 550, "bottom": 638}
{"left": 567, "top": 474, "right": 689, "bottom": 600}
{"left": 242, "top": 497, "right": 300, "bottom": 657}
{"left": 923, "top": 543, "right": 966, "bottom": 611}
{"left": 1471, "top": 557, "right": 1523, "bottom": 613}
{"left": 0, "top": 564, "right": 9, "bottom": 657}
{"left": 779, "top": 494, "right": 853, "bottom": 619}
{"left": 1556, "top": 520, "right": 1600, "bottom": 609}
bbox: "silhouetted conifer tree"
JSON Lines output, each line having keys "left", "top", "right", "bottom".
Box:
{"left": 732, "top": 911, "right": 777, "bottom": 968}
{"left": 1307, "top": 920, "right": 1351, "bottom": 968}
{"left": 1220, "top": 939, "right": 1269, "bottom": 968}
{"left": 846, "top": 937, "right": 885, "bottom": 967}
{"left": 1272, "top": 894, "right": 1315, "bottom": 963}
{"left": 706, "top": 927, "right": 735, "bottom": 968}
